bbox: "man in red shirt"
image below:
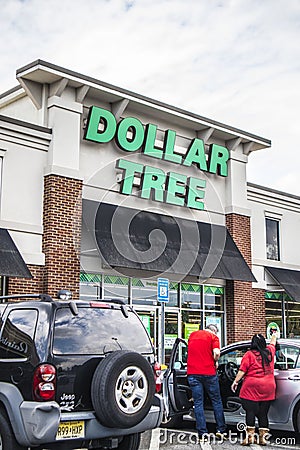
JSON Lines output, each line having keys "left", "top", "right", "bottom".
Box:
{"left": 187, "top": 324, "right": 226, "bottom": 441}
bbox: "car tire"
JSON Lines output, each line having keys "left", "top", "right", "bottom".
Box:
{"left": 0, "top": 408, "right": 27, "bottom": 450}
{"left": 117, "top": 432, "right": 141, "bottom": 449}
{"left": 91, "top": 350, "right": 155, "bottom": 428}
{"left": 294, "top": 403, "right": 300, "bottom": 432}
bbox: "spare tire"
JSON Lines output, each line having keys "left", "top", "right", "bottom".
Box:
{"left": 91, "top": 350, "right": 155, "bottom": 428}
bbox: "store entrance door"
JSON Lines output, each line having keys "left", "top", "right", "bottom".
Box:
{"left": 137, "top": 307, "right": 180, "bottom": 365}
{"left": 164, "top": 310, "right": 180, "bottom": 365}
{"left": 136, "top": 308, "right": 159, "bottom": 356}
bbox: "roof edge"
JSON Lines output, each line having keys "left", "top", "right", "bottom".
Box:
{"left": 16, "top": 60, "right": 271, "bottom": 146}
{"left": 0, "top": 85, "right": 23, "bottom": 101}
{"left": 247, "top": 182, "right": 300, "bottom": 201}
{"left": 0, "top": 114, "right": 52, "bottom": 135}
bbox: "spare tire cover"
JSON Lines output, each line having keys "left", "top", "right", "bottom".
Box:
{"left": 91, "top": 350, "right": 155, "bottom": 428}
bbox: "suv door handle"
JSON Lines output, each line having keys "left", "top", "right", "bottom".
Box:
{"left": 288, "top": 375, "right": 300, "bottom": 381}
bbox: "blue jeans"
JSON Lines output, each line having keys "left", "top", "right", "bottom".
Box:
{"left": 188, "top": 374, "right": 226, "bottom": 436}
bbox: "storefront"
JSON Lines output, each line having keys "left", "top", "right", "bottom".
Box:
{"left": 0, "top": 60, "right": 299, "bottom": 362}
{"left": 80, "top": 273, "right": 225, "bottom": 361}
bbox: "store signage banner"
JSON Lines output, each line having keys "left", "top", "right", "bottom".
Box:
{"left": 184, "top": 323, "right": 200, "bottom": 340}
{"left": 84, "top": 106, "right": 229, "bottom": 211}
{"left": 164, "top": 334, "right": 178, "bottom": 350}
{"left": 138, "top": 314, "right": 151, "bottom": 336}
{"left": 267, "top": 322, "right": 281, "bottom": 339}
{"left": 206, "top": 316, "right": 221, "bottom": 339}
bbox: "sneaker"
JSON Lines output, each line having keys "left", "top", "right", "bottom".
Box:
{"left": 215, "top": 431, "right": 228, "bottom": 440}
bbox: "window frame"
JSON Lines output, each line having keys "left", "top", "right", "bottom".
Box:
{"left": 265, "top": 217, "right": 281, "bottom": 261}
{"left": 0, "top": 152, "right": 4, "bottom": 213}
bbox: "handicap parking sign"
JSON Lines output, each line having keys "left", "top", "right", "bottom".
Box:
{"left": 157, "top": 278, "right": 169, "bottom": 303}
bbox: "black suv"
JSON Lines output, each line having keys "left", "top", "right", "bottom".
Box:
{"left": 0, "top": 292, "right": 163, "bottom": 450}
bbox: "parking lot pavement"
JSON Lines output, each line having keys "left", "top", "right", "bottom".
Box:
{"left": 140, "top": 427, "right": 300, "bottom": 450}
{"left": 45, "top": 425, "right": 300, "bottom": 450}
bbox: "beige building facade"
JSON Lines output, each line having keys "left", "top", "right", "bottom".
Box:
{"left": 0, "top": 60, "right": 299, "bottom": 361}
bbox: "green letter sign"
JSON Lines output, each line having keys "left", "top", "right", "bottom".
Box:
{"left": 116, "top": 117, "right": 144, "bottom": 152}
{"left": 84, "top": 106, "right": 116, "bottom": 143}
{"left": 85, "top": 106, "right": 230, "bottom": 211}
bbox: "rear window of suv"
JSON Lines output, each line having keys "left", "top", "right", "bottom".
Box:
{"left": 53, "top": 305, "right": 153, "bottom": 355}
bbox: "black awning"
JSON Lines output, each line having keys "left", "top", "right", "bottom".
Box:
{"left": 0, "top": 229, "right": 32, "bottom": 278}
{"left": 265, "top": 266, "right": 300, "bottom": 302}
{"left": 84, "top": 201, "right": 255, "bottom": 282}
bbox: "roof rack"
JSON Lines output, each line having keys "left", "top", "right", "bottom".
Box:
{"left": 0, "top": 293, "right": 79, "bottom": 316}
{"left": 0, "top": 294, "right": 53, "bottom": 302}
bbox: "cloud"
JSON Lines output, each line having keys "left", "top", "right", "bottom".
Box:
{"left": 0, "top": 0, "right": 299, "bottom": 195}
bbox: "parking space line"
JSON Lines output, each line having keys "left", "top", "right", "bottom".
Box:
{"left": 200, "top": 442, "right": 212, "bottom": 450}
{"left": 149, "top": 428, "right": 161, "bottom": 449}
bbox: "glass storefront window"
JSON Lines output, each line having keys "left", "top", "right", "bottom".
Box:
{"left": 204, "top": 286, "right": 225, "bottom": 345}
{"left": 205, "top": 312, "right": 224, "bottom": 345}
{"left": 136, "top": 310, "right": 156, "bottom": 342}
{"left": 265, "top": 291, "right": 300, "bottom": 339}
{"left": 182, "top": 310, "right": 202, "bottom": 340}
{"left": 80, "top": 282, "right": 101, "bottom": 300}
{"left": 286, "top": 298, "right": 300, "bottom": 338}
{"left": 204, "top": 286, "right": 224, "bottom": 311}
{"left": 181, "top": 283, "right": 202, "bottom": 309}
{"left": 80, "top": 274, "right": 225, "bottom": 355}
{"left": 166, "top": 282, "right": 179, "bottom": 307}
{"left": 165, "top": 311, "right": 179, "bottom": 364}
{"left": 80, "top": 273, "right": 129, "bottom": 302}
{"left": 132, "top": 278, "right": 157, "bottom": 306}
{"left": 80, "top": 273, "right": 102, "bottom": 300}
{"left": 103, "top": 275, "right": 129, "bottom": 302}
{"left": 132, "top": 279, "right": 178, "bottom": 307}
{"left": 265, "top": 292, "right": 283, "bottom": 335}
{"left": 265, "top": 293, "right": 282, "bottom": 312}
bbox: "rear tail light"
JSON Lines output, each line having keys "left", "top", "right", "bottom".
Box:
{"left": 33, "top": 364, "right": 56, "bottom": 401}
{"left": 153, "top": 361, "right": 162, "bottom": 393}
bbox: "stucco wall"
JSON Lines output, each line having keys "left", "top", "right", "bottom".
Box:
{"left": 248, "top": 183, "right": 300, "bottom": 290}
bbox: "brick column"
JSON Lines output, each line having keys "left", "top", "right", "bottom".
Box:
{"left": 225, "top": 214, "right": 265, "bottom": 343}
{"left": 8, "top": 264, "right": 45, "bottom": 295}
{"left": 43, "top": 174, "right": 82, "bottom": 299}
{"left": 252, "top": 288, "right": 266, "bottom": 333}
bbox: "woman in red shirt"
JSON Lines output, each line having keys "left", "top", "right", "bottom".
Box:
{"left": 231, "top": 332, "right": 277, "bottom": 445}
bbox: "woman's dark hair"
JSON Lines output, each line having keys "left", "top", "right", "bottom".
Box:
{"left": 250, "top": 334, "right": 272, "bottom": 371}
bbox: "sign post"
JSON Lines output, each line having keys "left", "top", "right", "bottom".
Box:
{"left": 157, "top": 278, "right": 169, "bottom": 365}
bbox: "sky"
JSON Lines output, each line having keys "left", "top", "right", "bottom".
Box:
{"left": 0, "top": 0, "right": 299, "bottom": 196}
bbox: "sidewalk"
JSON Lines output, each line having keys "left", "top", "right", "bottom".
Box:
{"left": 140, "top": 427, "right": 300, "bottom": 450}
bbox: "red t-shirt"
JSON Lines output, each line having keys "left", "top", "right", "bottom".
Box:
{"left": 239, "top": 344, "right": 276, "bottom": 401}
{"left": 187, "top": 330, "right": 220, "bottom": 376}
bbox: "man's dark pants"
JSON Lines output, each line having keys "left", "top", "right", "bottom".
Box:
{"left": 188, "top": 374, "right": 226, "bottom": 436}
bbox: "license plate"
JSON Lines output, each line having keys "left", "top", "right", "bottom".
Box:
{"left": 56, "top": 420, "right": 85, "bottom": 440}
